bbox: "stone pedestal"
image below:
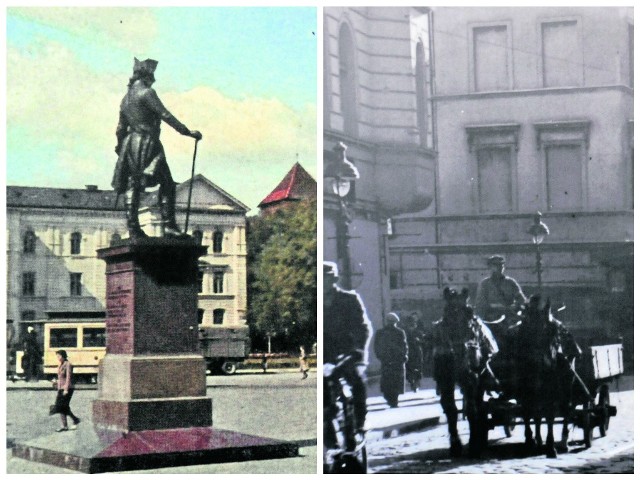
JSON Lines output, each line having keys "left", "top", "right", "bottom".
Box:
{"left": 92, "top": 237, "right": 212, "bottom": 431}
{"left": 13, "top": 237, "right": 298, "bottom": 472}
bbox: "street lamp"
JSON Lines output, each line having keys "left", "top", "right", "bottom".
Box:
{"left": 325, "top": 142, "right": 359, "bottom": 290}
{"left": 527, "top": 211, "right": 550, "bottom": 292}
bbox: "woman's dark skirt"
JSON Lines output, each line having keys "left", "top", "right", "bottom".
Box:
{"left": 53, "top": 389, "right": 75, "bottom": 415}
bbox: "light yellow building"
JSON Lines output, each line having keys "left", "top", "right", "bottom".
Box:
{"left": 6, "top": 175, "right": 248, "bottom": 348}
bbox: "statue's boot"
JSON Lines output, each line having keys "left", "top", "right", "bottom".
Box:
{"left": 126, "top": 188, "right": 147, "bottom": 240}
{"left": 161, "top": 200, "right": 183, "bottom": 237}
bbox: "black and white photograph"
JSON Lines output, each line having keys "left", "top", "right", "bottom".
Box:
{"left": 322, "top": 6, "right": 633, "bottom": 474}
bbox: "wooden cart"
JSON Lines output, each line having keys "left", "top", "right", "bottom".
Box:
{"left": 479, "top": 343, "right": 622, "bottom": 448}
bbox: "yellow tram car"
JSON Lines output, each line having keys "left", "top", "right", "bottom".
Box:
{"left": 42, "top": 322, "right": 107, "bottom": 383}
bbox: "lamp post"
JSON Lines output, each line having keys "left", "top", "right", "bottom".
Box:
{"left": 527, "top": 211, "right": 550, "bottom": 293}
{"left": 325, "top": 142, "right": 359, "bottom": 290}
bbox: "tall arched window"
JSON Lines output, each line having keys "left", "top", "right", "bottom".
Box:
{"left": 70, "top": 232, "right": 82, "bottom": 255}
{"left": 339, "top": 23, "right": 358, "bottom": 137}
{"left": 193, "top": 229, "right": 203, "bottom": 245}
{"left": 23, "top": 230, "right": 36, "bottom": 254}
{"left": 416, "top": 40, "right": 434, "bottom": 149}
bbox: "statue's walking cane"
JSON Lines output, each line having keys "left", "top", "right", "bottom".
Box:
{"left": 184, "top": 138, "right": 200, "bottom": 233}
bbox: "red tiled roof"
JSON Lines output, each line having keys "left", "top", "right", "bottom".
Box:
{"left": 258, "top": 162, "right": 316, "bottom": 207}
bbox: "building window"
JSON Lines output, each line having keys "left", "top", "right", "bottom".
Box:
{"left": 339, "top": 22, "right": 358, "bottom": 136}
{"left": 545, "top": 145, "right": 582, "bottom": 210}
{"left": 213, "top": 231, "right": 223, "bottom": 253}
{"left": 541, "top": 20, "right": 580, "bottom": 88}
{"left": 193, "top": 230, "right": 203, "bottom": 245}
{"left": 213, "top": 309, "right": 225, "bottom": 325}
{"left": 390, "top": 271, "right": 401, "bottom": 290}
{"left": 23, "top": 231, "right": 36, "bottom": 254}
{"left": 534, "top": 121, "right": 590, "bottom": 211}
{"left": 22, "top": 272, "right": 35, "bottom": 296}
{"left": 478, "top": 147, "right": 513, "bottom": 213}
{"left": 110, "top": 233, "right": 121, "bottom": 246}
{"left": 213, "top": 271, "right": 224, "bottom": 294}
{"left": 197, "top": 269, "right": 204, "bottom": 293}
{"left": 466, "top": 124, "right": 520, "bottom": 213}
{"left": 197, "top": 309, "right": 204, "bottom": 325}
{"left": 70, "top": 232, "right": 82, "bottom": 255}
{"left": 472, "top": 24, "right": 510, "bottom": 92}
{"left": 416, "top": 39, "right": 434, "bottom": 149}
{"left": 70, "top": 273, "right": 82, "bottom": 296}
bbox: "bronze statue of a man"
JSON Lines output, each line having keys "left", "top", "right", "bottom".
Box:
{"left": 112, "top": 58, "right": 202, "bottom": 238}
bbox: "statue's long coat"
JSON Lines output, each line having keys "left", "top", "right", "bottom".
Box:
{"left": 112, "top": 82, "right": 190, "bottom": 194}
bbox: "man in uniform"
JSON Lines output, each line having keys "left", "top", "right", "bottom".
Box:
{"left": 475, "top": 255, "right": 527, "bottom": 323}
{"left": 113, "top": 58, "right": 202, "bottom": 239}
{"left": 323, "top": 261, "right": 372, "bottom": 432}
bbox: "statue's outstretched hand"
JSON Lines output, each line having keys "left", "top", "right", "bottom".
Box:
{"left": 190, "top": 130, "right": 203, "bottom": 141}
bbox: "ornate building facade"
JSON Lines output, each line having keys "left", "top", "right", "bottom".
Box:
{"left": 6, "top": 175, "right": 248, "bottom": 348}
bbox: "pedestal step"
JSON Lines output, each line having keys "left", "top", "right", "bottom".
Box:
{"left": 12, "top": 426, "right": 299, "bottom": 473}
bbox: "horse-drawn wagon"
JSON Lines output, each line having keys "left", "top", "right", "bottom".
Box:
{"left": 478, "top": 340, "right": 622, "bottom": 453}
{"left": 433, "top": 287, "right": 623, "bottom": 458}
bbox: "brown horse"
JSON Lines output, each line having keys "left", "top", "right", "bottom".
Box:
{"left": 514, "top": 295, "right": 581, "bottom": 458}
{"left": 433, "top": 287, "right": 498, "bottom": 457}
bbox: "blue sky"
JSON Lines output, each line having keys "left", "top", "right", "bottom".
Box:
{"left": 6, "top": 7, "right": 317, "bottom": 211}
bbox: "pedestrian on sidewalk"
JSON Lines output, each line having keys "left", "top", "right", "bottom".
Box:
{"left": 23, "top": 326, "right": 42, "bottom": 382}
{"left": 51, "top": 350, "right": 80, "bottom": 432}
{"left": 261, "top": 354, "right": 268, "bottom": 373}
{"left": 299, "top": 346, "right": 310, "bottom": 379}
{"left": 403, "top": 313, "right": 424, "bottom": 392}
{"left": 374, "top": 312, "right": 408, "bottom": 408}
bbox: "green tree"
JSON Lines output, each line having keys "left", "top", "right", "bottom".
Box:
{"left": 247, "top": 200, "right": 317, "bottom": 352}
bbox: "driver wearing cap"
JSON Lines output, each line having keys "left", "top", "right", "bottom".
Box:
{"left": 475, "top": 255, "right": 527, "bottom": 322}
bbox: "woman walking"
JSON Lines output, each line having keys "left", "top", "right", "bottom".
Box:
{"left": 53, "top": 350, "right": 80, "bottom": 432}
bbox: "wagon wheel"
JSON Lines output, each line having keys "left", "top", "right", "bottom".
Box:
{"left": 582, "top": 401, "right": 593, "bottom": 448}
{"left": 598, "top": 385, "right": 610, "bottom": 438}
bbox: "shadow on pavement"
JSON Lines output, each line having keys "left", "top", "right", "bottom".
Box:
{"left": 370, "top": 440, "right": 586, "bottom": 473}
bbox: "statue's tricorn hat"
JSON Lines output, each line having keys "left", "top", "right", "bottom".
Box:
{"left": 133, "top": 57, "right": 158, "bottom": 75}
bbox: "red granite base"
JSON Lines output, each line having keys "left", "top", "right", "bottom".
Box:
{"left": 12, "top": 426, "right": 299, "bottom": 473}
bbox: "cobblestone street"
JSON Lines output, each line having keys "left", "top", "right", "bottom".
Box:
{"left": 368, "top": 377, "right": 633, "bottom": 473}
